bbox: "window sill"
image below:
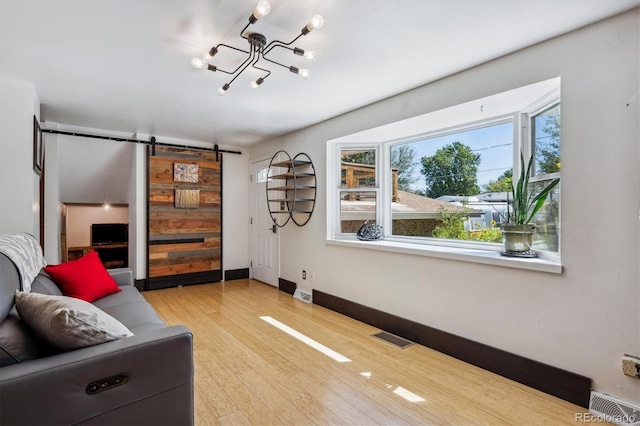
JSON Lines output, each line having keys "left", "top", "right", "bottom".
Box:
{"left": 326, "top": 238, "right": 562, "bottom": 274}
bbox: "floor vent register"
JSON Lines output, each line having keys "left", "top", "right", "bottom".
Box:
{"left": 372, "top": 331, "right": 415, "bottom": 349}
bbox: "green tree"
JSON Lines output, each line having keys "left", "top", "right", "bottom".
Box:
{"left": 390, "top": 145, "right": 418, "bottom": 191}
{"left": 484, "top": 169, "right": 512, "bottom": 192}
{"left": 421, "top": 141, "right": 481, "bottom": 198}
{"left": 342, "top": 150, "right": 375, "bottom": 165}
{"left": 536, "top": 111, "right": 560, "bottom": 174}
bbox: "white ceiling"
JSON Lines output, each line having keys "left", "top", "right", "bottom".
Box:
{"left": 1, "top": 0, "right": 638, "bottom": 146}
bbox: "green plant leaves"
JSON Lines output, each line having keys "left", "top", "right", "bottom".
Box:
{"left": 509, "top": 152, "right": 560, "bottom": 225}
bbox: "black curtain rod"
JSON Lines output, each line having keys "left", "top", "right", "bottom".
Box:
{"left": 42, "top": 128, "right": 242, "bottom": 156}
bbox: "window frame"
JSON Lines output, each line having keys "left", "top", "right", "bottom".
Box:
{"left": 521, "top": 91, "right": 562, "bottom": 260}
{"left": 326, "top": 81, "right": 562, "bottom": 271}
{"left": 334, "top": 144, "right": 381, "bottom": 238}
{"left": 383, "top": 115, "right": 516, "bottom": 245}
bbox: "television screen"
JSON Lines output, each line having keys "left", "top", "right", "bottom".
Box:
{"left": 91, "top": 223, "right": 128, "bottom": 246}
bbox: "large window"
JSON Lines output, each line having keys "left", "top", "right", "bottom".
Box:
{"left": 328, "top": 78, "right": 561, "bottom": 260}
{"left": 389, "top": 121, "right": 513, "bottom": 244}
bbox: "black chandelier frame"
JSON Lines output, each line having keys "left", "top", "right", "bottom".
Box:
{"left": 192, "top": 1, "right": 323, "bottom": 95}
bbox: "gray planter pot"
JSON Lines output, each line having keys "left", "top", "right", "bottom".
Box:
{"left": 501, "top": 224, "right": 536, "bottom": 256}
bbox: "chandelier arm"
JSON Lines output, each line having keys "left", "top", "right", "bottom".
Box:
{"left": 226, "top": 48, "right": 257, "bottom": 87}
{"left": 252, "top": 62, "right": 272, "bottom": 80}
{"left": 264, "top": 34, "right": 303, "bottom": 55}
{"left": 217, "top": 43, "right": 250, "bottom": 55}
{"left": 261, "top": 55, "right": 292, "bottom": 71}
{"left": 263, "top": 43, "right": 295, "bottom": 57}
{"left": 213, "top": 43, "right": 254, "bottom": 76}
{"left": 239, "top": 22, "right": 252, "bottom": 40}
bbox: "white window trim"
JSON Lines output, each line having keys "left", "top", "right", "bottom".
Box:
{"left": 326, "top": 79, "right": 562, "bottom": 273}
{"left": 326, "top": 239, "right": 562, "bottom": 274}
{"left": 521, "top": 92, "right": 562, "bottom": 262}
{"left": 333, "top": 144, "right": 381, "bottom": 238}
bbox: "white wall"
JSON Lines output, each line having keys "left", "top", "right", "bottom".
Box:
{"left": 56, "top": 129, "right": 134, "bottom": 205}
{"left": 250, "top": 10, "right": 640, "bottom": 405}
{"left": 43, "top": 125, "right": 60, "bottom": 263}
{"left": 129, "top": 143, "right": 146, "bottom": 280}
{"left": 0, "top": 78, "right": 40, "bottom": 238}
{"left": 222, "top": 147, "right": 250, "bottom": 272}
{"left": 65, "top": 205, "right": 129, "bottom": 247}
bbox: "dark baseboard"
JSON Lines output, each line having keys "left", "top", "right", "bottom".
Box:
{"left": 313, "top": 290, "right": 592, "bottom": 408}
{"left": 146, "top": 270, "right": 222, "bottom": 290}
{"left": 134, "top": 279, "right": 145, "bottom": 291}
{"left": 224, "top": 268, "right": 250, "bottom": 281}
{"left": 278, "top": 278, "right": 296, "bottom": 295}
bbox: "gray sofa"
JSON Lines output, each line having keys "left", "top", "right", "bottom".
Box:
{"left": 0, "top": 252, "right": 194, "bottom": 425}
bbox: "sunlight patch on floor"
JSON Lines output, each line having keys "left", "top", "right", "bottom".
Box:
{"left": 393, "top": 385, "right": 427, "bottom": 403}
{"left": 259, "top": 316, "right": 351, "bottom": 363}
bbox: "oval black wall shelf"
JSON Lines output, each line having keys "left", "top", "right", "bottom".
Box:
{"left": 266, "top": 150, "right": 316, "bottom": 227}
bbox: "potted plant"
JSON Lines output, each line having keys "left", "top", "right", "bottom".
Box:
{"left": 500, "top": 152, "right": 560, "bottom": 257}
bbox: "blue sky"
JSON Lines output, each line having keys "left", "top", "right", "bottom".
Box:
{"left": 400, "top": 122, "right": 513, "bottom": 193}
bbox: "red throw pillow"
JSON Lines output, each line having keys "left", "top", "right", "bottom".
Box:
{"left": 44, "top": 251, "right": 121, "bottom": 302}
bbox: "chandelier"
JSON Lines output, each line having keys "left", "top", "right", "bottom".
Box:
{"left": 190, "top": 0, "right": 324, "bottom": 95}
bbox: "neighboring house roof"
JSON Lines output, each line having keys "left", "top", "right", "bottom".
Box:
{"left": 340, "top": 191, "right": 470, "bottom": 213}
{"left": 394, "top": 191, "right": 470, "bottom": 213}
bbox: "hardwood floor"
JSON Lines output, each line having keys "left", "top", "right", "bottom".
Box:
{"left": 143, "top": 279, "right": 587, "bottom": 425}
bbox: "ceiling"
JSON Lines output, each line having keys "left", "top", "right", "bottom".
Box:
{"left": 1, "top": 0, "right": 637, "bottom": 147}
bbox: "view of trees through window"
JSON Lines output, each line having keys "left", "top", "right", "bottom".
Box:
{"left": 533, "top": 104, "right": 561, "bottom": 175}
{"left": 338, "top": 109, "right": 561, "bottom": 252}
{"left": 531, "top": 102, "right": 561, "bottom": 251}
{"left": 388, "top": 122, "right": 514, "bottom": 244}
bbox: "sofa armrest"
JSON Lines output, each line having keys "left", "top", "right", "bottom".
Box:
{"left": 108, "top": 267, "right": 134, "bottom": 287}
{"left": 0, "top": 325, "right": 194, "bottom": 425}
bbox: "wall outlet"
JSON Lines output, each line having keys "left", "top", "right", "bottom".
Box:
{"left": 302, "top": 270, "right": 306, "bottom": 280}
{"left": 622, "top": 354, "right": 640, "bottom": 378}
{"left": 310, "top": 272, "right": 315, "bottom": 282}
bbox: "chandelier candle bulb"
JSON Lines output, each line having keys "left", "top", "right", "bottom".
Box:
{"left": 217, "top": 84, "right": 229, "bottom": 96}
{"left": 250, "top": 78, "right": 264, "bottom": 89}
{"left": 205, "top": 47, "right": 218, "bottom": 61}
{"left": 298, "top": 68, "right": 311, "bottom": 79}
{"left": 302, "top": 14, "right": 324, "bottom": 34}
{"left": 190, "top": 57, "right": 206, "bottom": 69}
{"left": 250, "top": 0, "right": 271, "bottom": 23}
{"left": 294, "top": 48, "right": 317, "bottom": 62}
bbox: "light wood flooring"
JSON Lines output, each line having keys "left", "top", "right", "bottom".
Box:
{"left": 142, "top": 279, "right": 588, "bottom": 425}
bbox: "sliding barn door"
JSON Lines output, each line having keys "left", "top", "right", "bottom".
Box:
{"left": 147, "top": 146, "right": 222, "bottom": 290}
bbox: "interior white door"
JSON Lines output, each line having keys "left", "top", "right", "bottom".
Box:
{"left": 250, "top": 160, "right": 279, "bottom": 286}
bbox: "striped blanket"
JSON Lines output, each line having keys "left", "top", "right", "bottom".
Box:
{"left": 0, "top": 233, "right": 47, "bottom": 292}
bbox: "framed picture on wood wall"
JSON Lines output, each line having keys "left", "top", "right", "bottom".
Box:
{"left": 33, "top": 115, "right": 44, "bottom": 175}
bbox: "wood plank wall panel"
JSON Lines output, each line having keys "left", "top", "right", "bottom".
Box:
{"left": 147, "top": 147, "right": 222, "bottom": 288}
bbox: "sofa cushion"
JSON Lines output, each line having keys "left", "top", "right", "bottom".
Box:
{"left": 14, "top": 291, "right": 133, "bottom": 351}
{"left": 0, "top": 311, "right": 60, "bottom": 366}
{"left": 93, "top": 287, "right": 166, "bottom": 333}
{"left": 44, "top": 252, "right": 121, "bottom": 302}
{"left": 31, "top": 271, "right": 64, "bottom": 296}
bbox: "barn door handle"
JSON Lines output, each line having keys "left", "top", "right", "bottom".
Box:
{"left": 269, "top": 224, "right": 277, "bottom": 233}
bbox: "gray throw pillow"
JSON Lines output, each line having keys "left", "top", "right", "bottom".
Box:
{"left": 0, "top": 312, "right": 60, "bottom": 366}
{"left": 14, "top": 291, "right": 133, "bottom": 351}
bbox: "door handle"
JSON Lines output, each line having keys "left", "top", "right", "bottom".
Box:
{"left": 269, "top": 224, "right": 277, "bottom": 233}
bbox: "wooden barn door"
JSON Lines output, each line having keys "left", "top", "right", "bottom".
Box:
{"left": 147, "top": 146, "right": 222, "bottom": 290}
